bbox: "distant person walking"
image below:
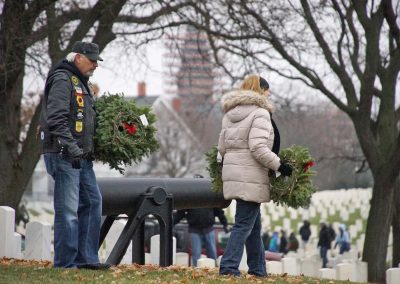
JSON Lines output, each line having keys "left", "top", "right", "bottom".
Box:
{"left": 327, "top": 223, "right": 336, "bottom": 247}
{"left": 173, "top": 206, "right": 228, "bottom": 267}
{"left": 335, "top": 224, "right": 351, "bottom": 254}
{"left": 317, "top": 222, "right": 331, "bottom": 268}
{"left": 299, "top": 220, "right": 311, "bottom": 250}
{"left": 217, "top": 75, "right": 293, "bottom": 277}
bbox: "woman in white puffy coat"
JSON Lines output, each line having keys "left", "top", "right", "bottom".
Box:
{"left": 218, "top": 75, "right": 292, "bottom": 277}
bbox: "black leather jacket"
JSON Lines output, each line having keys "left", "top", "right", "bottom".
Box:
{"left": 39, "top": 60, "right": 96, "bottom": 159}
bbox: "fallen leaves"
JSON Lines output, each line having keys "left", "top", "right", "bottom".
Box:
{"left": 0, "top": 258, "right": 347, "bottom": 284}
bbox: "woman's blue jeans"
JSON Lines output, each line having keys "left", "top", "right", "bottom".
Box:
{"left": 44, "top": 153, "right": 102, "bottom": 268}
{"left": 219, "top": 200, "right": 266, "bottom": 276}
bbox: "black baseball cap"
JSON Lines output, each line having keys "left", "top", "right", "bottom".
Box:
{"left": 72, "top": 41, "right": 103, "bottom": 61}
{"left": 259, "top": 76, "right": 269, "bottom": 90}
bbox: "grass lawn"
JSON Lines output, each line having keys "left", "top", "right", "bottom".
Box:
{"left": 0, "top": 258, "right": 358, "bottom": 284}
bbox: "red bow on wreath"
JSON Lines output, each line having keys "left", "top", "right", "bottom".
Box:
{"left": 303, "top": 161, "right": 315, "bottom": 172}
{"left": 122, "top": 122, "right": 137, "bottom": 135}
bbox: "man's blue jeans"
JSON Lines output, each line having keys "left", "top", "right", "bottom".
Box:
{"left": 320, "top": 246, "right": 328, "bottom": 268}
{"left": 44, "top": 153, "right": 102, "bottom": 268}
{"left": 219, "top": 200, "right": 266, "bottom": 276}
{"left": 190, "top": 230, "right": 217, "bottom": 267}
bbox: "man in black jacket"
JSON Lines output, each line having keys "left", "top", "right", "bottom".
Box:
{"left": 39, "top": 41, "right": 108, "bottom": 270}
{"left": 299, "top": 220, "right": 311, "bottom": 250}
{"left": 173, "top": 205, "right": 229, "bottom": 267}
{"left": 317, "top": 222, "right": 332, "bottom": 268}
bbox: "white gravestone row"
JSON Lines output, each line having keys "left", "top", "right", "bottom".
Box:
{"left": 25, "top": 221, "right": 52, "bottom": 261}
{"left": 0, "top": 206, "right": 51, "bottom": 261}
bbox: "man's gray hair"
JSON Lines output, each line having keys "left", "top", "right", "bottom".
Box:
{"left": 66, "top": 52, "right": 78, "bottom": 62}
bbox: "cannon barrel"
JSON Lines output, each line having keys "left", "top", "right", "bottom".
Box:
{"left": 98, "top": 178, "right": 230, "bottom": 216}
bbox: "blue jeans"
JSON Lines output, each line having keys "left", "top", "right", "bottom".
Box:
{"left": 44, "top": 153, "right": 102, "bottom": 268}
{"left": 219, "top": 200, "right": 266, "bottom": 276}
{"left": 339, "top": 242, "right": 350, "bottom": 254}
{"left": 320, "top": 246, "right": 328, "bottom": 268}
{"left": 190, "top": 230, "right": 217, "bottom": 267}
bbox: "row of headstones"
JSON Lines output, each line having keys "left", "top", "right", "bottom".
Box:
{"left": 227, "top": 190, "right": 370, "bottom": 235}
{"left": 3, "top": 205, "right": 400, "bottom": 283}
{"left": 0, "top": 206, "right": 51, "bottom": 260}
{"left": 263, "top": 200, "right": 368, "bottom": 223}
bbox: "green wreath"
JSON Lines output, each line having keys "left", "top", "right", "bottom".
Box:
{"left": 205, "top": 145, "right": 317, "bottom": 208}
{"left": 94, "top": 93, "right": 159, "bottom": 174}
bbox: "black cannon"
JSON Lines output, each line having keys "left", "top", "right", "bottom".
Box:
{"left": 98, "top": 178, "right": 230, "bottom": 266}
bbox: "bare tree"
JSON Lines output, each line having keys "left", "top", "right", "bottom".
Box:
{"left": 275, "top": 98, "right": 371, "bottom": 189}
{"left": 0, "top": 0, "right": 191, "bottom": 208}
{"left": 3, "top": 1, "right": 399, "bottom": 280}
{"left": 133, "top": 0, "right": 398, "bottom": 281}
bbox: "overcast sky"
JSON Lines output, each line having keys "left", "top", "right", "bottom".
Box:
{"left": 24, "top": 41, "right": 166, "bottom": 97}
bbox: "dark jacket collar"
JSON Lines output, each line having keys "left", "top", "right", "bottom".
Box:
{"left": 46, "top": 60, "right": 91, "bottom": 94}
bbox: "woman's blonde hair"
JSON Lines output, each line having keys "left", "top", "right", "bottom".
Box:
{"left": 240, "top": 75, "right": 264, "bottom": 95}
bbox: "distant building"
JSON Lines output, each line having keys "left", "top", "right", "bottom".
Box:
{"left": 164, "top": 25, "right": 223, "bottom": 150}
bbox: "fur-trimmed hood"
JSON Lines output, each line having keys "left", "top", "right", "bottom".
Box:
{"left": 221, "top": 90, "right": 274, "bottom": 114}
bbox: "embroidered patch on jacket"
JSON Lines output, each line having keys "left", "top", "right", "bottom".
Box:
{"left": 75, "top": 121, "right": 83, "bottom": 132}
{"left": 77, "top": 109, "right": 84, "bottom": 120}
{"left": 76, "top": 95, "right": 84, "bottom": 107}
{"left": 74, "top": 87, "right": 83, "bottom": 94}
{"left": 71, "top": 76, "right": 79, "bottom": 86}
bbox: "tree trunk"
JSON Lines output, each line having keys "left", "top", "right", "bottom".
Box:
{"left": 0, "top": 96, "right": 42, "bottom": 208}
{"left": 392, "top": 176, "right": 400, "bottom": 267}
{"left": 362, "top": 175, "right": 395, "bottom": 283}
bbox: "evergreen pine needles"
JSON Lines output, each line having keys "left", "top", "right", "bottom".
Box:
{"left": 205, "top": 144, "right": 317, "bottom": 208}
{"left": 94, "top": 93, "right": 159, "bottom": 174}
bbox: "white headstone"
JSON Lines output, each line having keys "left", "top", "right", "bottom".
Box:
{"left": 283, "top": 219, "right": 291, "bottom": 232}
{"left": 386, "top": 268, "right": 400, "bottom": 284}
{"left": 271, "top": 212, "right": 279, "bottom": 222}
{"left": 289, "top": 210, "right": 298, "bottom": 219}
{"left": 24, "top": 221, "right": 51, "bottom": 261}
{"left": 12, "top": 233, "right": 22, "bottom": 259}
{"left": 302, "top": 209, "right": 310, "bottom": 220}
{"left": 282, "top": 257, "right": 299, "bottom": 275}
{"left": 266, "top": 261, "right": 282, "bottom": 274}
{"left": 105, "top": 220, "right": 132, "bottom": 264}
{"left": 150, "top": 234, "right": 176, "bottom": 265}
{"left": 0, "top": 206, "right": 15, "bottom": 258}
{"left": 145, "top": 252, "right": 151, "bottom": 264}
{"left": 349, "top": 225, "right": 358, "bottom": 239}
{"left": 300, "top": 259, "right": 320, "bottom": 277}
{"left": 354, "top": 261, "right": 368, "bottom": 283}
{"left": 319, "top": 268, "right": 336, "bottom": 280}
{"left": 309, "top": 208, "right": 316, "bottom": 218}
{"left": 336, "top": 263, "right": 353, "bottom": 280}
{"left": 197, "top": 258, "right": 215, "bottom": 268}
{"left": 175, "top": 252, "right": 189, "bottom": 266}
{"left": 320, "top": 209, "right": 328, "bottom": 220}
{"left": 328, "top": 206, "right": 336, "bottom": 216}
{"left": 340, "top": 210, "right": 349, "bottom": 221}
